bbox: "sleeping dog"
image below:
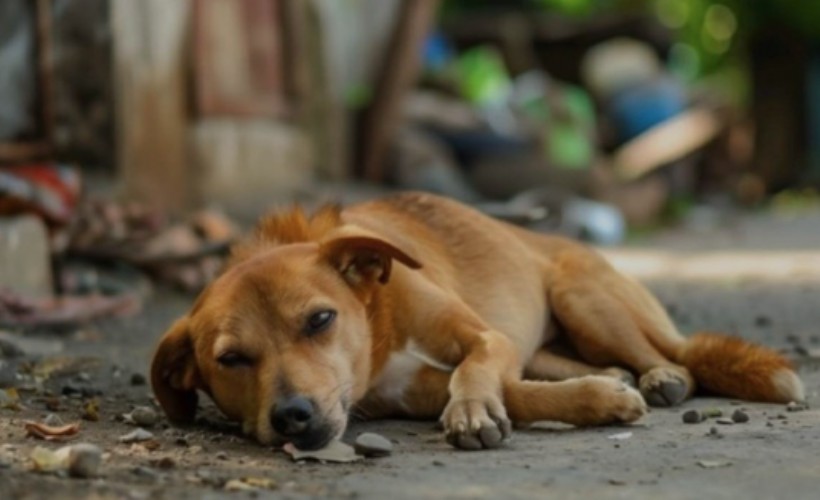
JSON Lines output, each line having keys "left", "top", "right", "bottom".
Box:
{"left": 151, "top": 192, "right": 803, "bottom": 450}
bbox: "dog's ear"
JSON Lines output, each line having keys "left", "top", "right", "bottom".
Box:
{"left": 151, "top": 317, "right": 201, "bottom": 424}
{"left": 321, "top": 234, "right": 422, "bottom": 286}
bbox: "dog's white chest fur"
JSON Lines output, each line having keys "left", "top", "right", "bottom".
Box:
{"left": 371, "top": 341, "right": 453, "bottom": 408}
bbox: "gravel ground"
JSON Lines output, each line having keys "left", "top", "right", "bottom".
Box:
{"left": 2, "top": 207, "right": 820, "bottom": 500}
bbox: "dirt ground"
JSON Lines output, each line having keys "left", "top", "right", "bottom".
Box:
{"left": 2, "top": 206, "right": 820, "bottom": 500}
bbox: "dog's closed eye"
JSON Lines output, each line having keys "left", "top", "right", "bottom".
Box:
{"left": 216, "top": 351, "right": 253, "bottom": 368}
{"left": 304, "top": 309, "right": 336, "bottom": 336}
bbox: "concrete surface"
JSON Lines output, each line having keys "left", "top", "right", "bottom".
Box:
{"left": 1, "top": 206, "right": 820, "bottom": 499}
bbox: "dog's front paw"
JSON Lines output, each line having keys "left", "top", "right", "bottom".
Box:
{"left": 570, "top": 376, "right": 648, "bottom": 427}
{"left": 441, "top": 396, "right": 512, "bottom": 450}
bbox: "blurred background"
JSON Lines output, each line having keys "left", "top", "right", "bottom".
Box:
{"left": 3, "top": 0, "right": 820, "bottom": 323}
{"left": 3, "top": 3, "right": 820, "bottom": 495}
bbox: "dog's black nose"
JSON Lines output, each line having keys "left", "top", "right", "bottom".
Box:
{"left": 271, "top": 396, "right": 316, "bottom": 436}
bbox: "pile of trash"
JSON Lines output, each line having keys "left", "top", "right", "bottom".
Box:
{"left": 0, "top": 164, "right": 239, "bottom": 330}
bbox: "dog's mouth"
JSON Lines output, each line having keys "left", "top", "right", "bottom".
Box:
{"left": 262, "top": 403, "right": 347, "bottom": 451}
{"left": 282, "top": 424, "right": 337, "bottom": 451}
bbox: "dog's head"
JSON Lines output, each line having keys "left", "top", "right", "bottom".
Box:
{"left": 150, "top": 230, "right": 421, "bottom": 449}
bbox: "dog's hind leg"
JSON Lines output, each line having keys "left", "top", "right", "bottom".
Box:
{"left": 525, "top": 348, "right": 635, "bottom": 387}
{"left": 548, "top": 263, "right": 695, "bottom": 407}
{"left": 503, "top": 376, "right": 647, "bottom": 426}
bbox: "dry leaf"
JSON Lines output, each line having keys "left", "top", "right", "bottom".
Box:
{"left": 24, "top": 421, "right": 81, "bottom": 441}
{"left": 283, "top": 441, "right": 361, "bottom": 463}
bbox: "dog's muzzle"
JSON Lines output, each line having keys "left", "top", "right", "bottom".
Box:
{"left": 270, "top": 396, "right": 334, "bottom": 450}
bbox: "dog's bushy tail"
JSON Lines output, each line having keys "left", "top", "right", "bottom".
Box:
{"left": 676, "top": 332, "right": 804, "bottom": 403}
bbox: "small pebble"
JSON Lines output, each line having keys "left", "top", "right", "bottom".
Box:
{"left": 754, "top": 315, "right": 771, "bottom": 327}
{"left": 130, "top": 406, "right": 159, "bottom": 427}
{"left": 715, "top": 418, "right": 734, "bottom": 425}
{"left": 708, "top": 427, "right": 723, "bottom": 438}
{"left": 43, "top": 413, "right": 64, "bottom": 427}
{"left": 786, "top": 401, "right": 808, "bottom": 412}
{"left": 131, "top": 466, "right": 159, "bottom": 480}
{"left": 353, "top": 432, "right": 393, "bottom": 457}
{"left": 130, "top": 373, "right": 146, "bottom": 386}
{"left": 682, "top": 410, "right": 704, "bottom": 424}
{"left": 66, "top": 443, "right": 103, "bottom": 478}
{"left": 216, "top": 451, "right": 228, "bottom": 460}
{"left": 731, "top": 410, "right": 749, "bottom": 423}
{"left": 119, "top": 428, "right": 154, "bottom": 443}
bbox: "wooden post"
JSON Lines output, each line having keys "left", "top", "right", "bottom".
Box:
{"left": 360, "top": 0, "right": 440, "bottom": 183}
{"left": 111, "top": 0, "right": 191, "bottom": 213}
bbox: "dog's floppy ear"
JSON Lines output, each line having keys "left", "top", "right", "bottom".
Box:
{"left": 151, "top": 317, "right": 201, "bottom": 424}
{"left": 321, "top": 233, "right": 422, "bottom": 286}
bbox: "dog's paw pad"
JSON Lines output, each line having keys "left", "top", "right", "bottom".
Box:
{"left": 442, "top": 398, "right": 512, "bottom": 450}
{"left": 639, "top": 368, "right": 691, "bottom": 407}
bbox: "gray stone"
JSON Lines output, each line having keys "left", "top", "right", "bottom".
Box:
{"left": 731, "top": 410, "right": 749, "bottom": 423}
{"left": 681, "top": 410, "right": 703, "bottom": 424}
{"left": 354, "top": 432, "right": 393, "bottom": 457}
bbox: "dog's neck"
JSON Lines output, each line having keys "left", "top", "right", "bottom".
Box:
{"left": 365, "top": 285, "right": 405, "bottom": 383}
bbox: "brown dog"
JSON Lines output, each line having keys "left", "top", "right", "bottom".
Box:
{"left": 151, "top": 192, "right": 804, "bottom": 450}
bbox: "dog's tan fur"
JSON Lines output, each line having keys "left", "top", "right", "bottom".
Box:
{"left": 152, "top": 193, "right": 804, "bottom": 450}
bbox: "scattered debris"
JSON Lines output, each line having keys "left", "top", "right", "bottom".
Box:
{"left": 32, "top": 356, "right": 100, "bottom": 381}
{"left": 224, "top": 479, "right": 256, "bottom": 492}
{"left": 682, "top": 410, "right": 704, "bottom": 424}
{"left": 353, "top": 432, "right": 393, "bottom": 457}
{"left": 131, "top": 466, "right": 160, "bottom": 480}
{"left": 283, "top": 441, "right": 362, "bottom": 463}
{"left": 754, "top": 315, "right": 771, "bottom": 328}
{"left": 608, "top": 478, "right": 627, "bottom": 486}
{"left": 119, "top": 428, "right": 154, "bottom": 443}
{"left": 224, "top": 477, "right": 277, "bottom": 491}
{"left": 43, "top": 414, "right": 64, "bottom": 427}
{"left": 786, "top": 401, "right": 809, "bottom": 413}
{"left": 130, "top": 373, "right": 146, "bottom": 386}
{"left": 24, "top": 420, "right": 81, "bottom": 441}
{"left": 123, "top": 406, "right": 158, "bottom": 427}
{"left": 702, "top": 408, "right": 723, "bottom": 418}
{"left": 607, "top": 431, "right": 633, "bottom": 441}
{"left": 697, "top": 460, "right": 732, "bottom": 469}
{"left": 707, "top": 427, "right": 723, "bottom": 439}
{"left": 30, "top": 443, "right": 102, "bottom": 478}
{"left": 82, "top": 399, "right": 100, "bottom": 421}
{"left": 0, "top": 388, "right": 22, "bottom": 410}
{"left": 731, "top": 410, "right": 749, "bottom": 424}
{"left": 151, "top": 456, "right": 176, "bottom": 469}
{"left": 715, "top": 418, "right": 734, "bottom": 425}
